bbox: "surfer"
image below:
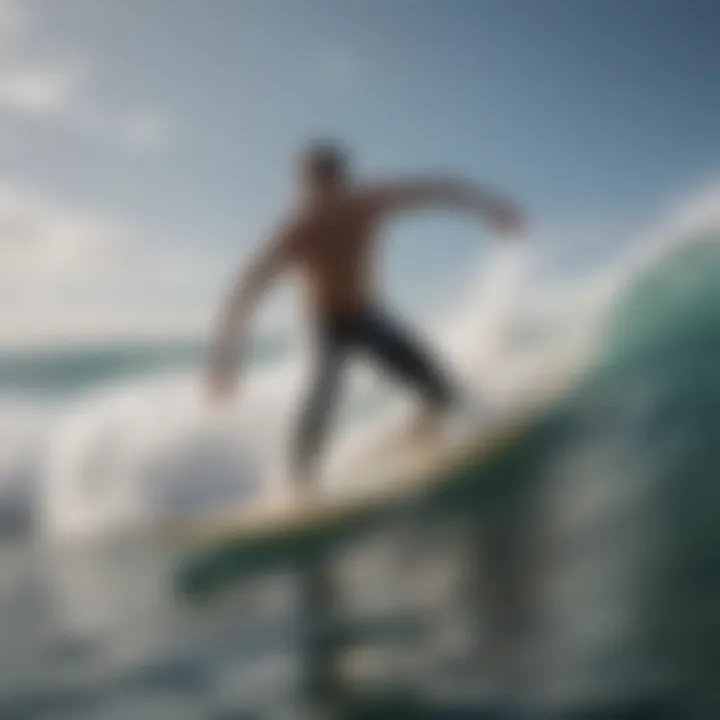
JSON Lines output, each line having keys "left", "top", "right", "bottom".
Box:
{"left": 208, "top": 141, "right": 523, "bottom": 490}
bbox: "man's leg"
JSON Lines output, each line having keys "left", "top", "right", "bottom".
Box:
{"left": 291, "top": 345, "right": 344, "bottom": 495}
{"left": 358, "top": 311, "right": 457, "bottom": 429}
{"left": 292, "top": 340, "right": 346, "bottom": 717}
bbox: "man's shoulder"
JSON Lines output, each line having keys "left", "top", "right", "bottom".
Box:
{"left": 278, "top": 189, "right": 378, "bottom": 234}
{"left": 267, "top": 211, "right": 319, "bottom": 258}
{"left": 276, "top": 210, "right": 315, "bottom": 244}
{"left": 288, "top": 195, "right": 363, "bottom": 225}
{"left": 267, "top": 209, "right": 309, "bottom": 239}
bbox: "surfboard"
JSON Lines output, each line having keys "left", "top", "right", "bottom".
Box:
{"left": 169, "top": 395, "right": 557, "bottom": 601}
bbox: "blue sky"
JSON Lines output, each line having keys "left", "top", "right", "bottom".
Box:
{"left": 1, "top": 0, "right": 719, "bottom": 344}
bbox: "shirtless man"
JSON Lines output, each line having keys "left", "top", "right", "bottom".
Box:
{"left": 208, "top": 141, "right": 523, "bottom": 490}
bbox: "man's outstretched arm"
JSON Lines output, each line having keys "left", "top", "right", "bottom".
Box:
{"left": 207, "top": 230, "right": 293, "bottom": 401}
{"left": 362, "top": 176, "right": 524, "bottom": 236}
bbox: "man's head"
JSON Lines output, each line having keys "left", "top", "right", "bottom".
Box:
{"left": 298, "top": 141, "right": 350, "bottom": 199}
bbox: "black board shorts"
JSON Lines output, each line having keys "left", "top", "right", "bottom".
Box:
{"left": 292, "top": 307, "right": 456, "bottom": 474}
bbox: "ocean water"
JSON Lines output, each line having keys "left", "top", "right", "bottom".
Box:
{"left": 1, "top": 205, "right": 720, "bottom": 718}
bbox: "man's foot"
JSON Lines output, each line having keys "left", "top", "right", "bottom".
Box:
{"left": 285, "top": 466, "right": 325, "bottom": 508}
{"left": 268, "top": 468, "right": 317, "bottom": 512}
{"left": 405, "top": 407, "right": 446, "bottom": 446}
{"left": 368, "top": 408, "right": 445, "bottom": 461}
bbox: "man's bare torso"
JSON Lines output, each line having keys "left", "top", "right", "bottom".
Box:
{"left": 286, "top": 193, "right": 379, "bottom": 319}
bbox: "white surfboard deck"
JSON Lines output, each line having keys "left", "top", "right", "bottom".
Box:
{"left": 163, "top": 386, "right": 556, "bottom": 550}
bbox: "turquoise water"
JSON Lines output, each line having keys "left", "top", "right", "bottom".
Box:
{"left": 0, "top": 335, "right": 288, "bottom": 398}
{"left": 0, "top": 234, "right": 719, "bottom": 717}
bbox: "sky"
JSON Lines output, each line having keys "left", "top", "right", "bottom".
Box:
{"left": 1, "top": 0, "right": 719, "bottom": 346}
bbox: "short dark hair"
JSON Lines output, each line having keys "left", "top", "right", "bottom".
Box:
{"left": 301, "top": 141, "right": 349, "bottom": 184}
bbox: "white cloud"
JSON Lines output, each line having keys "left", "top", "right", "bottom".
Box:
{"left": 0, "top": 5, "right": 84, "bottom": 118}
{"left": 0, "top": 59, "right": 85, "bottom": 115}
{"left": 0, "top": 48, "right": 176, "bottom": 152}
{"left": 0, "top": 303, "right": 211, "bottom": 347}
{"left": 0, "top": 182, "right": 220, "bottom": 346}
{"left": 0, "top": 0, "right": 179, "bottom": 155}
{"left": 0, "top": 178, "right": 298, "bottom": 347}
{"left": 0, "top": 0, "right": 28, "bottom": 42}
{"left": 65, "top": 101, "right": 178, "bottom": 155}
{"left": 0, "top": 58, "right": 177, "bottom": 153}
{"left": 0, "top": 182, "right": 121, "bottom": 287}
{"left": 117, "top": 107, "right": 175, "bottom": 152}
